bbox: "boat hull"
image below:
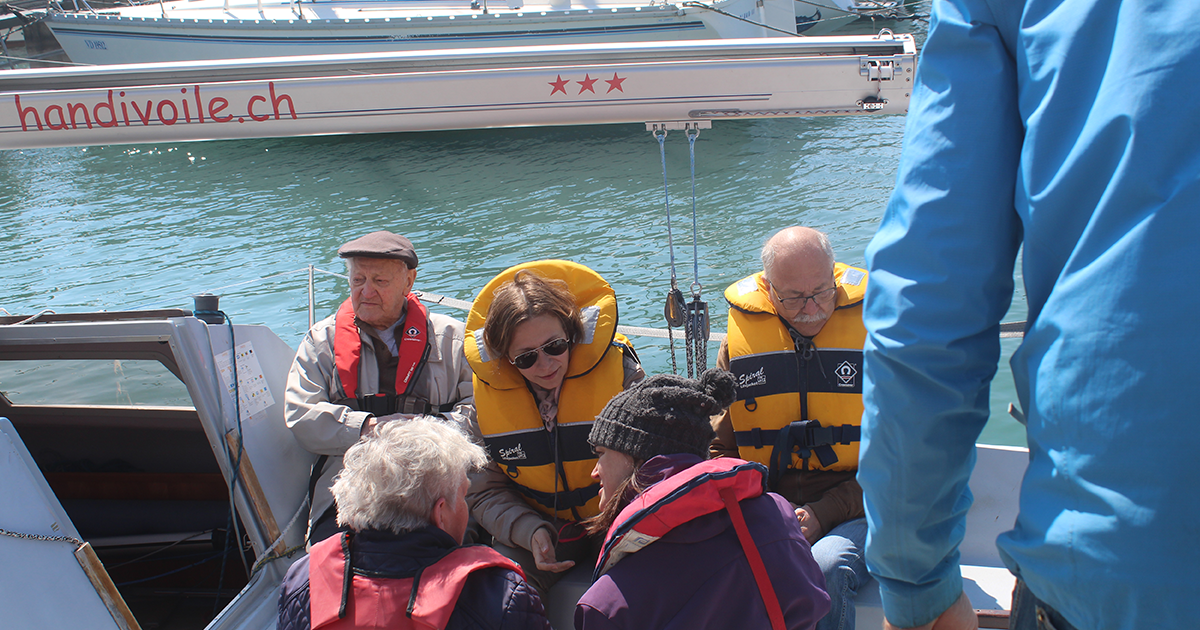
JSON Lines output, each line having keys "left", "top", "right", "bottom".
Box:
{"left": 0, "top": 35, "right": 916, "bottom": 149}
{"left": 46, "top": 0, "right": 798, "bottom": 65}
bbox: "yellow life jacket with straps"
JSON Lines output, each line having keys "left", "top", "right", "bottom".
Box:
{"left": 724, "top": 263, "right": 867, "bottom": 488}
{"left": 465, "top": 260, "right": 633, "bottom": 522}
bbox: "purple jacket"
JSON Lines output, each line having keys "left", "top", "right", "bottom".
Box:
{"left": 575, "top": 454, "right": 829, "bottom": 630}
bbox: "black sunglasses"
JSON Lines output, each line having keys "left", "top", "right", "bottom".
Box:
{"left": 509, "top": 338, "right": 570, "bottom": 370}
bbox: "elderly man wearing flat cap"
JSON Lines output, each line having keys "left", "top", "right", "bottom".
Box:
{"left": 285, "top": 231, "right": 475, "bottom": 544}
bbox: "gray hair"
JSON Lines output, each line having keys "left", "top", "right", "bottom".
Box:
{"left": 344, "top": 256, "right": 410, "bottom": 276}
{"left": 332, "top": 416, "right": 488, "bottom": 534}
{"left": 761, "top": 227, "right": 835, "bottom": 282}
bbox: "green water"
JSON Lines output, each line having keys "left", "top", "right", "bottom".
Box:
{"left": 0, "top": 4, "right": 1028, "bottom": 446}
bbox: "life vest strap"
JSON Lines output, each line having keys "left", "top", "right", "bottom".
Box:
{"left": 483, "top": 422, "right": 595, "bottom": 472}
{"left": 718, "top": 486, "right": 787, "bottom": 630}
{"left": 340, "top": 395, "right": 458, "bottom": 417}
{"left": 735, "top": 422, "right": 859, "bottom": 450}
{"left": 746, "top": 421, "right": 860, "bottom": 489}
{"left": 515, "top": 482, "right": 600, "bottom": 512}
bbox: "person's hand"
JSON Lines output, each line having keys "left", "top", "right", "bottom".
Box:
{"left": 795, "top": 506, "right": 824, "bottom": 543}
{"left": 360, "top": 413, "right": 414, "bottom": 437}
{"left": 884, "top": 592, "right": 978, "bottom": 630}
{"left": 531, "top": 528, "right": 575, "bottom": 573}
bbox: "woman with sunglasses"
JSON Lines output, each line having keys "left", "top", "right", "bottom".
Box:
{"left": 463, "top": 260, "right": 644, "bottom": 597}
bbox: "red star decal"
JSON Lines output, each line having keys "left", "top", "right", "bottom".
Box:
{"left": 549, "top": 75, "right": 569, "bottom": 95}
{"left": 578, "top": 74, "right": 598, "bottom": 94}
{"left": 605, "top": 73, "right": 626, "bottom": 93}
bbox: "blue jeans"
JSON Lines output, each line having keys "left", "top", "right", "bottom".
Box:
{"left": 813, "top": 517, "right": 869, "bottom": 630}
{"left": 1010, "top": 580, "right": 1080, "bottom": 630}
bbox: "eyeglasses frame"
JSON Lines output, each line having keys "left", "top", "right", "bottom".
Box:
{"left": 509, "top": 337, "right": 571, "bottom": 370}
{"left": 768, "top": 280, "right": 838, "bottom": 311}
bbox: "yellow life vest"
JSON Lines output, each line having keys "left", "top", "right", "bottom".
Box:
{"left": 465, "top": 260, "right": 632, "bottom": 521}
{"left": 724, "top": 263, "right": 867, "bottom": 483}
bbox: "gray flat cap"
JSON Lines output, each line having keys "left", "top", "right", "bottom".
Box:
{"left": 337, "top": 231, "right": 419, "bottom": 268}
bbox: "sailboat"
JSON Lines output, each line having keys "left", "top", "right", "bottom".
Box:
{"left": 0, "top": 32, "right": 915, "bottom": 150}
{"left": 44, "top": 0, "right": 805, "bottom": 65}
{"left": 0, "top": 27, "right": 1020, "bottom": 629}
{"left": 0, "top": 284, "right": 1023, "bottom": 630}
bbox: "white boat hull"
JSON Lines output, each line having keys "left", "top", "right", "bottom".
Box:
{"left": 0, "top": 34, "right": 916, "bottom": 149}
{"left": 46, "top": 0, "right": 799, "bottom": 65}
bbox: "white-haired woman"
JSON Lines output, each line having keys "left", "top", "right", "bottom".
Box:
{"left": 278, "top": 417, "right": 551, "bottom": 630}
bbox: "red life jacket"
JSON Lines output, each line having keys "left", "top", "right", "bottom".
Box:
{"left": 595, "top": 458, "right": 789, "bottom": 630}
{"left": 334, "top": 293, "right": 429, "bottom": 403}
{"left": 309, "top": 533, "right": 523, "bottom": 630}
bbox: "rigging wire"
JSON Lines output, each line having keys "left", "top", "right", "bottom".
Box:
{"left": 654, "top": 128, "right": 684, "bottom": 375}
{"left": 106, "top": 529, "right": 214, "bottom": 569}
{"left": 654, "top": 125, "right": 709, "bottom": 378}
{"left": 684, "top": 127, "right": 709, "bottom": 377}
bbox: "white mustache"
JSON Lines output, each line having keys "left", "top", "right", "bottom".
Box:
{"left": 790, "top": 311, "right": 829, "bottom": 325}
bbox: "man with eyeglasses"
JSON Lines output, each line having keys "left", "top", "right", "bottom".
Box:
{"left": 711, "top": 225, "right": 869, "bottom": 630}
{"left": 285, "top": 230, "right": 474, "bottom": 545}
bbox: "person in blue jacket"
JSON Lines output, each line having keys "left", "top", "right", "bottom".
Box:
{"left": 859, "top": 1, "right": 1200, "bottom": 630}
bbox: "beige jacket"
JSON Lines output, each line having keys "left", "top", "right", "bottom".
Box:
{"left": 285, "top": 303, "right": 475, "bottom": 535}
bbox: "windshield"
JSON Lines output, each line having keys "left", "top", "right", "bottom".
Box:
{"left": 0, "top": 359, "right": 193, "bottom": 407}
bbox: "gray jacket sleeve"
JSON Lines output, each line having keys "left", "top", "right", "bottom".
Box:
{"left": 436, "top": 313, "right": 476, "bottom": 431}
{"left": 284, "top": 317, "right": 370, "bottom": 456}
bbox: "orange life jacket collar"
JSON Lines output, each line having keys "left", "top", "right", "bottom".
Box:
{"left": 334, "top": 293, "right": 428, "bottom": 399}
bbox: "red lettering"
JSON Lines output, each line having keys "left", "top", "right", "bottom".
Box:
{"left": 269, "top": 82, "right": 296, "bottom": 120}
{"left": 67, "top": 102, "right": 92, "bottom": 129}
{"left": 157, "top": 99, "right": 178, "bottom": 125}
{"left": 93, "top": 90, "right": 117, "bottom": 128}
{"left": 247, "top": 95, "right": 269, "bottom": 122}
{"left": 180, "top": 88, "right": 191, "bottom": 123}
{"left": 120, "top": 101, "right": 130, "bottom": 126}
{"left": 194, "top": 85, "right": 204, "bottom": 123}
{"left": 130, "top": 100, "right": 153, "bottom": 126}
{"left": 44, "top": 105, "right": 67, "bottom": 130}
{"left": 14, "top": 95, "right": 43, "bottom": 131}
{"left": 208, "top": 97, "right": 232, "bottom": 122}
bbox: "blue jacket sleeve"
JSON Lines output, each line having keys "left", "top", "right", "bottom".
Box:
{"left": 859, "top": 0, "right": 1023, "bottom": 627}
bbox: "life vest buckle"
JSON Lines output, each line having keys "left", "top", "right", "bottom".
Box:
{"left": 358, "top": 393, "right": 396, "bottom": 416}
{"left": 773, "top": 420, "right": 842, "bottom": 474}
{"left": 798, "top": 421, "right": 834, "bottom": 448}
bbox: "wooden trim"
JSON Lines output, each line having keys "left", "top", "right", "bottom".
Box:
{"left": 74, "top": 542, "right": 142, "bottom": 630}
{"left": 224, "top": 430, "right": 286, "bottom": 556}
{"left": 977, "top": 608, "right": 1010, "bottom": 629}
